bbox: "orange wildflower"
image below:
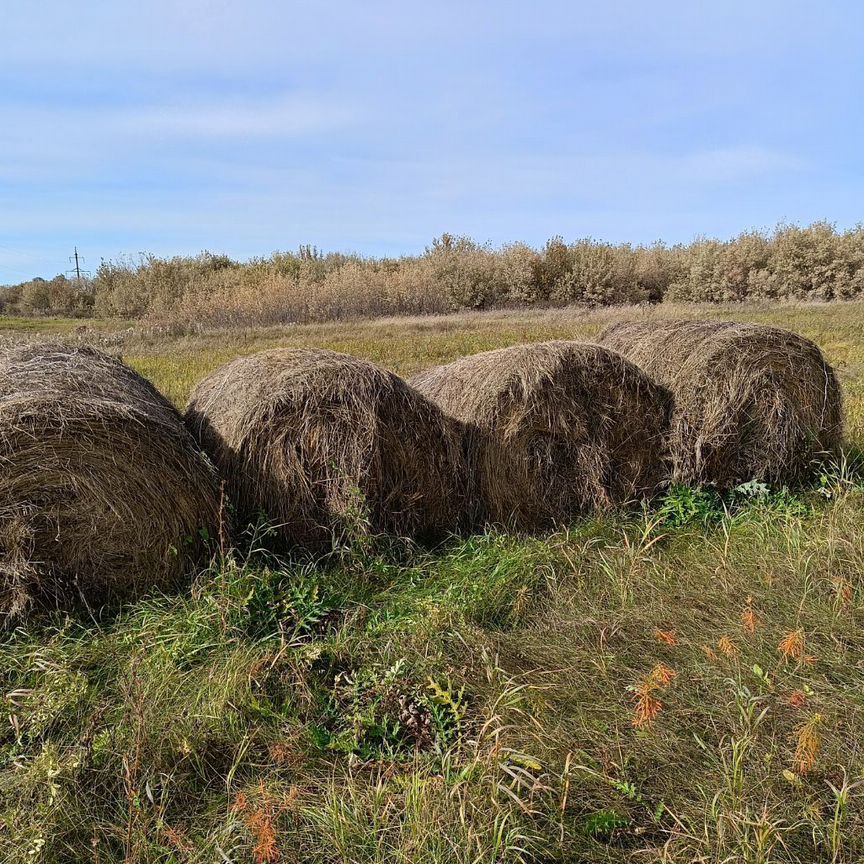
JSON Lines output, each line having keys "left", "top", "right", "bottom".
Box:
{"left": 647, "top": 663, "right": 677, "bottom": 687}
{"left": 162, "top": 825, "right": 191, "bottom": 852}
{"left": 633, "top": 691, "right": 663, "bottom": 728}
{"left": 654, "top": 629, "right": 679, "bottom": 646}
{"left": 247, "top": 808, "right": 280, "bottom": 864}
{"left": 741, "top": 596, "right": 759, "bottom": 635}
{"left": 231, "top": 787, "right": 283, "bottom": 864}
{"left": 632, "top": 664, "right": 676, "bottom": 728}
{"left": 786, "top": 690, "right": 808, "bottom": 709}
{"left": 267, "top": 742, "right": 295, "bottom": 766}
{"left": 779, "top": 629, "right": 806, "bottom": 663}
{"left": 793, "top": 714, "right": 822, "bottom": 775}
{"left": 717, "top": 635, "right": 739, "bottom": 657}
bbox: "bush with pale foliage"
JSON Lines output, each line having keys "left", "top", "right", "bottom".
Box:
{"left": 4, "top": 222, "right": 864, "bottom": 324}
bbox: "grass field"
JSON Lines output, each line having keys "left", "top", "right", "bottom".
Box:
{"left": 3, "top": 301, "right": 864, "bottom": 862}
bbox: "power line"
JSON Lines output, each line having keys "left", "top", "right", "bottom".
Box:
{"left": 66, "top": 247, "right": 91, "bottom": 287}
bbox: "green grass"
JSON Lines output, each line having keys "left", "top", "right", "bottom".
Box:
{"left": 4, "top": 485, "right": 864, "bottom": 862}
{"left": 3, "top": 302, "right": 864, "bottom": 862}
{"left": 0, "top": 315, "right": 114, "bottom": 334}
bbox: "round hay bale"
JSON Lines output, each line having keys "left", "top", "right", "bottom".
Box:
{"left": 409, "top": 341, "right": 672, "bottom": 530}
{"left": 0, "top": 343, "right": 222, "bottom": 618}
{"left": 597, "top": 320, "right": 843, "bottom": 488}
{"left": 184, "top": 348, "right": 468, "bottom": 552}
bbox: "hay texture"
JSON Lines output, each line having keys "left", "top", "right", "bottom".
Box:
{"left": 410, "top": 341, "right": 672, "bottom": 530}
{"left": 0, "top": 343, "right": 222, "bottom": 618}
{"left": 185, "top": 348, "right": 467, "bottom": 551}
{"left": 598, "top": 320, "right": 843, "bottom": 488}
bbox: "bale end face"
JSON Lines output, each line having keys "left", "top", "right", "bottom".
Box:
{"left": 0, "top": 343, "right": 222, "bottom": 619}
{"left": 598, "top": 320, "right": 844, "bottom": 488}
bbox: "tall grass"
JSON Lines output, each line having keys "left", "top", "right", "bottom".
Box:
{"left": 4, "top": 222, "right": 864, "bottom": 325}
{"left": 4, "top": 482, "right": 864, "bottom": 862}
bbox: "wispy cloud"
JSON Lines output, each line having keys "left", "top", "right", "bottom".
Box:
{"left": 2, "top": 94, "right": 354, "bottom": 144}
{"left": 0, "top": 94, "right": 356, "bottom": 184}
{"left": 120, "top": 96, "right": 355, "bottom": 139}
{"left": 675, "top": 146, "right": 806, "bottom": 184}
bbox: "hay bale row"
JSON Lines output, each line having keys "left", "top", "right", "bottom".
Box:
{"left": 0, "top": 343, "right": 222, "bottom": 619}
{"left": 1, "top": 321, "right": 845, "bottom": 619}
{"left": 598, "top": 320, "right": 843, "bottom": 488}
{"left": 410, "top": 341, "right": 672, "bottom": 530}
{"left": 185, "top": 348, "right": 468, "bottom": 552}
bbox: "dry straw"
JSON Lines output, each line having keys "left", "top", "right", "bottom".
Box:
{"left": 410, "top": 341, "right": 672, "bottom": 530}
{"left": 598, "top": 320, "right": 843, "bottom": 488}
{"left": 0, "top": 343, "right": 222, "bottom": 619}
{"left": 185, "top": 348, "right": 467, "bottom": 552}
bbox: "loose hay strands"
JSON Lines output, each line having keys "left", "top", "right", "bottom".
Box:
{"left": 185, "top": 348, "right": 468, "bottom": 552}
{"left": 410, "top": 341, "right": 672, "bottom": 531}
{"left": 0, "top": 343, "right": 222, "bottom": 619}
{"left": 598, "top": 320, "right": 844, "bottom": 488}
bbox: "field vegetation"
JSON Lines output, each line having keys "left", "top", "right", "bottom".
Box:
{"left": 4, "top": 222, "right": 864, "bottom": 326}
{"left": 2, "top": 301, "right": 864, "bottom": 862}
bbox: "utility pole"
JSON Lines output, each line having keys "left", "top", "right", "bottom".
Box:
{"left": 67, "top": 247, "right": 91, "bottom": 288}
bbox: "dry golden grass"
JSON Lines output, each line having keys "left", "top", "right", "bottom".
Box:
{"left": 6, "top": 299, "right": 864, "bottom": 438}
{"left": 96, "top": 301, "right": 864, "bottom": 448}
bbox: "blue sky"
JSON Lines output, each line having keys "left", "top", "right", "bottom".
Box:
{"left": 2, "top": 1, "right": 862, "bottom": 282}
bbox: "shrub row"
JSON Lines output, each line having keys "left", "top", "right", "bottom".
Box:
{"left": 4, "top": 222, "right": 864, "bottom": 324}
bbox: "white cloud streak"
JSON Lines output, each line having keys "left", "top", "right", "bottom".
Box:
{"left": 674, "top": 147, "right": 806, "bottom": 184}
{"left": 120, "top": 97, "right": 354, "bottom": 139}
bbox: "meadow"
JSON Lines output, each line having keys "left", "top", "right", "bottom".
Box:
{"left": 3, "top": 300, "right": 864, "bottom": 863}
